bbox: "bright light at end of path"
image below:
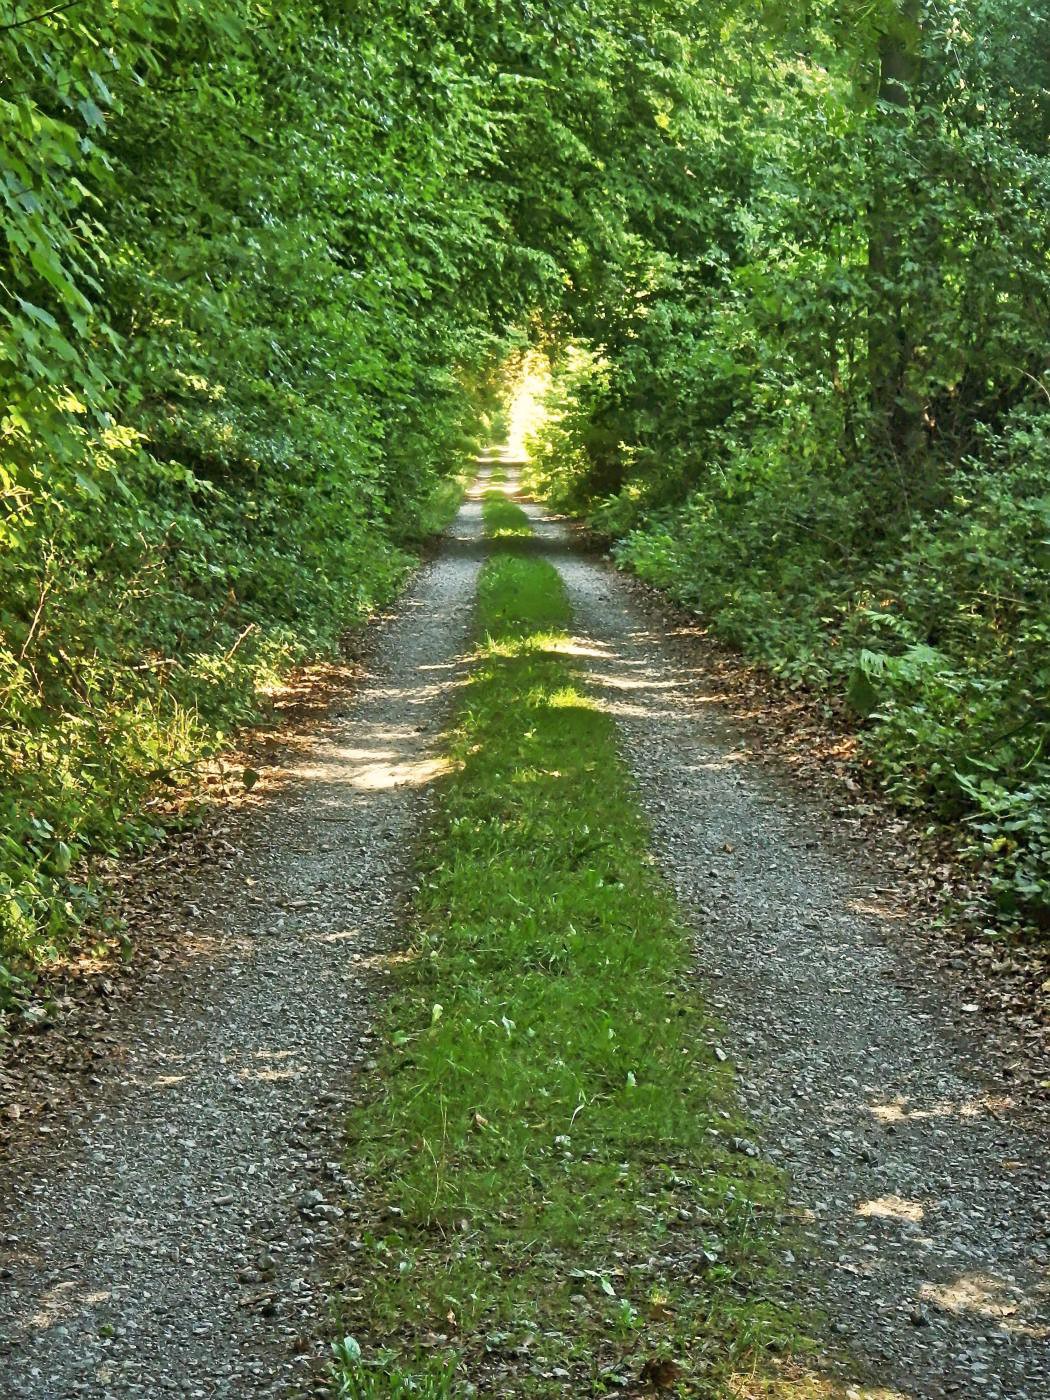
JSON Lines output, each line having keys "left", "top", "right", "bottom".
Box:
{"left": 506, "top": 349, "right": 552, "bottom": 457}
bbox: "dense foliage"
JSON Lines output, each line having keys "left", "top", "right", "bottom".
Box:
{"left": 0, "top": 0, "right": 720, "bottom": 994}
{"left": 3, "top": 0, "right": 1047, "bottom": 992}
{"left": 0, "top": 2, "right": 480, "bottom": 992}
{"left": 526, "top": 2, "right": 1050, "bottom": 932}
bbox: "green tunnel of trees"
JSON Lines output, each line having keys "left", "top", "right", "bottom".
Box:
{"left": 1, "top": 0, "right": 1048, "bottom": 993}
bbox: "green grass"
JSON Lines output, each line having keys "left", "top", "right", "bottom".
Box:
{"left": 334, "top": 514, "right": 809, "bottom": 1395}
{"left": 412, "top": 474, "right": 472, "bottom": 540}
{"left": 481, "top": 486, "right": 531, "bottom": 539}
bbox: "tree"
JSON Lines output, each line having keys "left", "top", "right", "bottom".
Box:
{"left": 868, "top": 0, "right": 924, "bottom": 455}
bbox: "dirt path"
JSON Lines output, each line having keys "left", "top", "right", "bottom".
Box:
{"left": 523, "top": 497, "right": 1050, "bottom": 1398}
{"left": 0, "top": 487, "right": 486, "bottom": 1397}
{"left": 2, "top": 468, "right": 1047, "bottom": 1399}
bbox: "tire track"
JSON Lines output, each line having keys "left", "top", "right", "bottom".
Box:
{"left": 0, "top": 486, "right": 487, "bottom": 1398}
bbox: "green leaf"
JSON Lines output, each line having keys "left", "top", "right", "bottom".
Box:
{"left": 15, "top": 298, "right": 59, "bottom": 331}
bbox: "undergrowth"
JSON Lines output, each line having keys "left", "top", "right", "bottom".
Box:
{"left": 0, "top": 472, "right": 467, "bottom": 1010}
{"left": 334, "top": 510, "right": 807, "bottom": 1395}
{"left": 528, "top": 384, "right": 1050, "bottom": 937}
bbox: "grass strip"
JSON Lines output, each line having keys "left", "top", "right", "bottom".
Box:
{"left": 481, "top": 485, "right": 532, "bottom": 539}
{"left": 334, "top": 517, "right": 808, "bottom": 1396}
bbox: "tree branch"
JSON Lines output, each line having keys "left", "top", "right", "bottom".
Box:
{"left": 0, "top": 0, "right": 82, "bottom": 34}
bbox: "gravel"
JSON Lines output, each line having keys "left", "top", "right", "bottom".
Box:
{"left": 529, "top": 501, "right": 1050, "bottom": 1398}
{"left": 0, "top": 488, "right": 486, "bottom": 1398}
{"left": 3, "top": 470, "right": 1047, "bottom": 1399}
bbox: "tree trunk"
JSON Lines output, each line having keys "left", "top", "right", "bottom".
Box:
{"left": 869, "top": 0, "right": 922, "bottom": 455}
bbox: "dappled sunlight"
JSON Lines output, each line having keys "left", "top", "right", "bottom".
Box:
{"left": 547, "top": 638, "right": 611, "bottom": 659}
{"left": 30, "top": 1282, "right": 112, "bottom": 1332}
{"left": 856, "top": 1195, "right": 925, "bottom": 1223}
{"left": 547, "top": 622, "right": 752, "bottom": 733}
{"left": 334, "top": 752, "right": 451, "bottom": 792}
{"left": 8, "top": 449, "right": 1045, "bottom": 1396}
{"left": 312, "top": 927, "right": 363, "bottom": 944}
{"left": 847, "top": 898, "right": 907, "bottom": 920}
{"left": 919, "top": 1271, "right": 1049, "bottom": 1337}
{"left": 475, "top": 449, "right": 528, "bottom": 486}
{"left": 504, "top": 494, "right": 1050, "bottom": 1396}
{"left": 866, "top": 1091, "right": 1014, "bottom": 1126}
{"left": 150, "top": 1072, "right": 189, "bottom": 1089}
{"left": 594, "top": 698, "right": 676, "bottom": 723}
{"left": 509, "top": 766, "right": 568, "bottom": 784}
{"left": 349, "top": 948, "right": 419, "bottom": 973}
{"left": 276, "top": 668, "right": 466, "bottom": 793}
{"left": 416, "top": 657, "right": 470, "bottom": 674}
{"left": 546, "top": 687, "right": 593, "bottom": 711}
{"left": 471, "top": 478, "right": 517, "bottom": 501}
{"left": 588, "top": 670, "right": 680, "bottom": 693}
{"left": 237, "top": 1064, "right": 303, "bottom": 1084}
{"left": 145, "top": 1043, "right": 313, "bottom": 1090}
{"left": 687, "top": 752, "right": 752, "bottom": 771}
{"left": 0, "top": 466, "right": 486, "bottom": 1387}
{"left": 729, "top": 1371, "right": 913, "bottom": 1400}
{"left": 595, "top": 694, "right": 700, "bottom": 724}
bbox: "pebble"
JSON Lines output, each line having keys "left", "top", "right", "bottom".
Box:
{"left": 3, "top": 480, "right": 1047, "bottom": 1398}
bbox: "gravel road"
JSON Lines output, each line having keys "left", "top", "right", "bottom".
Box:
{"left": 527, "top": 499, "right": 1050, "bottom": 1399}
{"left": 0, "top": 487, "right": 486, "bottom": 1397}
{"left": 2, "top": 469, "right": 1047, "bottom": 1399}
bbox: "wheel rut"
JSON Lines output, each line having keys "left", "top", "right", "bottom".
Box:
{"left": 525, "top": 493, "right": 1049, "bottom": 1399}
{"left": 2, "top": 468, "right": 1047, "bottom": 1400}
{"left": 0, "top": 487, "right": 486, "bottom": 1398}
